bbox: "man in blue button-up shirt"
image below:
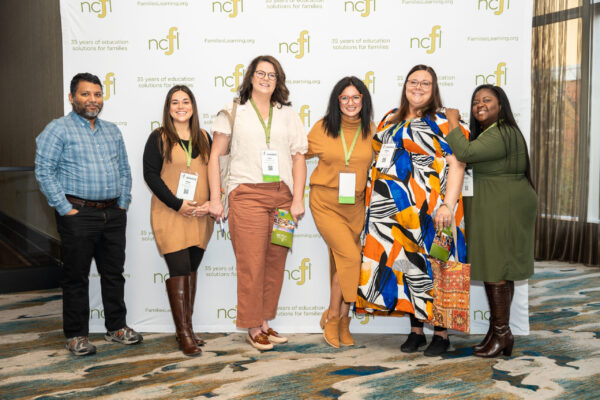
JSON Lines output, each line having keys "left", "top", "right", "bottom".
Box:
{"left": 35, "top": 73, "right": 142, "bottom": 356}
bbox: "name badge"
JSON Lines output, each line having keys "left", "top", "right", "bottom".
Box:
{"left": 462, "top": 167, "right": 473, "bottom": 197}
{"left": 376, "top": 144, "right": 396, "bottom": 169}
{"left": 339, "top": 171, "right": 356, "bottom": 204}
{"left": 176, "top": 171, "right": 198, "bottom": 201}
{"left": 261, "top": 149, "right": 280, "bottom": 182}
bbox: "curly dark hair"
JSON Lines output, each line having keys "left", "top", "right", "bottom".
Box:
{"left": 238, "top": 55, "right": 291, "bottom": 107}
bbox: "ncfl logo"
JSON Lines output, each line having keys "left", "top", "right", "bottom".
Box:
{"left": 217, "top": 305, "right": 237, "bottom": 324}
{"left": 475, "top": 62, "right": 507, "bottom": 87}
{"left": 410, "top": 25, "right": 442, "bottom": 54}
{"left": 214, "top": 64, "right": 245, "bottom": 93}
{"left": 80, "top": 0, "right": 112, "bottom": 18}
{"left": 477, "top": 0, "right": 509, "bottom": 15}
{"left": 344, "top": 0, "right": 375, "bottom": 17}
{"left": 284, "top": 258, "right": 311, "bottom": 286}
{"left": 279, "top": 30, "right": 310, "bottom": 59}
{"left": 298, "top": 105, "right": 311, "bottom": 127}
{"left": 103, "top": 72, "right": 115, "bottom": 101}
{"left": 148, "top": 27, "right": 180, "bottom": 56}
{"left": 363, "top": 71, "right": 375, "bottom": 94}
{"left": 212, "top": 0, "right": 244, "bottom": 18}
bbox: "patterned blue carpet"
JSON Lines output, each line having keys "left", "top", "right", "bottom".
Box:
{"left": 1, "top": 261, "right": 599, "bottom": 399}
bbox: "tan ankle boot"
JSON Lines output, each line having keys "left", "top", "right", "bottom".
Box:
{"left": 322, "top": 311, "right": 340, "bottom": 348}
{"left": 339, "top": 315, "right": 354, "bottom": 346}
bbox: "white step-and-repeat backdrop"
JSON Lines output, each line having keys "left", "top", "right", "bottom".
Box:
{"left": 59, "top": 0, "right": 533, "bottom": 334}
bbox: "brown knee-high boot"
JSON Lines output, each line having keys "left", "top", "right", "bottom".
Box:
{"left": 188, "top": 271, "right": 205, "bottom": 346}
{"left": 474, "top": 280, "right": 515, "bottom": 352}
{"left": 474, "top": 282, "right": 514, "bottom": 358}
{"left": 166, "top": 276, "right": 202, "bottom": 356}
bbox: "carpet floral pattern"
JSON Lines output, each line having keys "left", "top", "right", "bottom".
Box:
{"left": 1, "top": 261, "right": 599, "bottom": 399}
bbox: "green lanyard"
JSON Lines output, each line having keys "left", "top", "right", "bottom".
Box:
{"left": 340, "top": 123, "right": 362, "bottom": 167}
{"left": 250, "top": 98, "right": 273, "bottom": 147}
{"left": 180, "top": 137, "right": 193, "bottom": 169}
{"left": 481, "top": 121, "right": 498, "bottom": 135}
{"left": 391, "top": 120, "right": 409, "bottom": 138}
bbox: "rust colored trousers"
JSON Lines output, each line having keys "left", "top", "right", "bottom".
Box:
{"left": 228, "top": 182, "right": 292, "bottom": 328}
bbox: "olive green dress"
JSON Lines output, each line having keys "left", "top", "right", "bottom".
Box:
{"left": 446, "top": 124, "right": 537, "bottom": 282}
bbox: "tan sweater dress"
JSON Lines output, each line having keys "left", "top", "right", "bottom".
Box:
{"left": 151, "top": 135, "right": 214, "bottom": 255}
{"left": 307, "top": 116, "right": 374, "bottom": 302}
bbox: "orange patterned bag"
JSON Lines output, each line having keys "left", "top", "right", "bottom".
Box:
{"left": 429, "top": 257, "right": 471, "bottom": 333}
{"left": 428, "top": 222, "right": 470, "bottom": 333}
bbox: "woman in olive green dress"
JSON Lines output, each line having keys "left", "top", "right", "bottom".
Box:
{"left": 445, "top": 85, "right": 537, "bottom": 358}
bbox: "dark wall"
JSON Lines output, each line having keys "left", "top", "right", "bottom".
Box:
{"left": 0, "top": 0, "right": 63, "bottom": 237}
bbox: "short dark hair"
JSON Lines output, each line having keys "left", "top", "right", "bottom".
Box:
{"left": 70, "top": 73, "right": 102, "bottom": 96}
{"left": 390, "top": 64, "right": 442, "bottom": 124}
{"left": 469, "top": 84, "right": 534, "bottom": 188}
{"left": 322, "top": 76, "right": 373, "bottom": 139}
{"left": 238, "top": 55, "right": 291, "bottom": 107}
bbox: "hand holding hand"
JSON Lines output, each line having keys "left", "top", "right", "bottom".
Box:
{"left": 208, "top": 198, "right": 225, "bottom": 222}
{"left": 178, "top": 200, "right": 198, "bottom": 218}
{"left": 193, "top": 201, "right": 210, "bottom": 217}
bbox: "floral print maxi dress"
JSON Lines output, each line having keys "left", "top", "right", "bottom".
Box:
{"left": 355, "top": 109, "right": 469, "bottom": 321}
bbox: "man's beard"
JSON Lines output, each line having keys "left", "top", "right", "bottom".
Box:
{"left": 73, "top": 101, "right": 103, "bottom": 119}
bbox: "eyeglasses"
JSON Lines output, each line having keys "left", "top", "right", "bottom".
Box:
{"left": 406, "top": 79, "right": 433, "bottom": 89}
{"left": 338, "top": 94, "right": 363, "bottom": 104}
{"left": 255, "top": 70, "right": 277, "bottom": 81}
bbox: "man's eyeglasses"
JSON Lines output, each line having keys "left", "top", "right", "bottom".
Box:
{"left": 255, "top": 70, "right": 277, "bottom": 81}
{"left": 406, "top": 80, "right": 433, "bottom": 89}
{"left": 338, "top": 94, "right": 363, "bottom": 104}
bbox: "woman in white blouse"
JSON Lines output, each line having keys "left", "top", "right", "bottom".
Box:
{"left": 208, "top": 55, "right": 307, "bottom": 351}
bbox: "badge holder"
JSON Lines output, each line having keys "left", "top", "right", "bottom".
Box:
{"left": 176, "top": 139, "right": 198, "bottom": 201}
{"left": 261, "top": 149, "right": 280, "bottom": 182}
{"left": 376, "top": 143, "right": 396, "bottom": 170}
{"left": 176, "top": 169, "right": 198, "bottom": 201}
{"left": 338, "top": 169, "right": 356, "bottom": 204}
{"left": 462, "top": 167, "right": 473, "bottom": 197}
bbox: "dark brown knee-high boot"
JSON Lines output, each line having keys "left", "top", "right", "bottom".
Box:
{"left": 474, "top": 283, "right": 495, "bottom": 352}
{"left": 188, "top": 271, "right": 205, "bottom": 346}
{"left": 474, "top": 282, "right": 514, "bottom": 358}
{"left": 474, "top": 280, "right": 515, "bottom": 352}
{"left": 166, "top": 276, "right": 202, "bottom": 356}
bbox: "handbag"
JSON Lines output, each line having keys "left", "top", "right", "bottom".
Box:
{"left": 217, "top": 98, "right": 239, "bottom": 218}
{"left": 428, "top": 220, "right": 471, "bottom": 333}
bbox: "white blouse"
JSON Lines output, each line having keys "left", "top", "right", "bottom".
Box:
{"left": 211, "top": 101, "right": 308, "bottom": 196}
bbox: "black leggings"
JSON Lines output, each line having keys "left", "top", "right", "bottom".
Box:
{"left": 410, "top": 314, "right": 446, "bottom": 332}
{"left": 163, "top": 246, "right": 205, "bottom": 277}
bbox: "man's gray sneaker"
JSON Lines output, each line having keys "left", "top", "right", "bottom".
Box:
{"left": 105, "top": 326, "right": 143, "bottom": 345}
{"left": 66, "top": 336, "right": 97, "bottom": 356}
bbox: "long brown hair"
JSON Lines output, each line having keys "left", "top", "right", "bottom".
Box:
{"left": 160, "top": 85, "right": 210, "bottom": 163}
{"left": 389, "top": 64, "right": 442, "bottom": 124}
{"left": 238, "top": 55, "right": 291, "bottom": 107}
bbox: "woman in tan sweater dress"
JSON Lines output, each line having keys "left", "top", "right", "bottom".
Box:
{"left": 143, "top": 85, "right": 214, "bottom": 356}
{"left": 307, "top": 76, "right": 374, "bottom": 348}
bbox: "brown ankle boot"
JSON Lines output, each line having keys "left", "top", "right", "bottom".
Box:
{"left": 188, "top": 271, "right": 205, "bottom": 346}
{"left": 474, "top": 282, "right": 514, "bottom": 358}
{"left": 339, "top": 315, "right": 354, "bottom": 346}
{"left": 166, "top": 276, "right": 202, "bottom": 357}
{"left": 321, "top": 310, "right": 340, "bottom": 348}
